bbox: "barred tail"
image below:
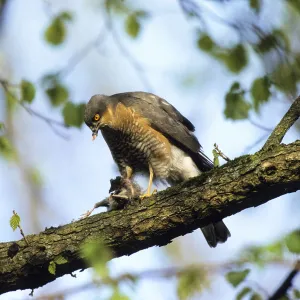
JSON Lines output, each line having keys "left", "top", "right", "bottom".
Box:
{"left": 200, "top": 221, "right": 231, "bottom": 248}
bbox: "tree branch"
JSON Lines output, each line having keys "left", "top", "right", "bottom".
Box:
{"left": 0, "top": 139, "right": 299, "bottom": 294}
{"left": 263, "top": 96, "right": 300, "bottom": 150}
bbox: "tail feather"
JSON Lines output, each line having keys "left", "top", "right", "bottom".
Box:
{"left": 201, "top": 221, "right": 231, "bottom": 248}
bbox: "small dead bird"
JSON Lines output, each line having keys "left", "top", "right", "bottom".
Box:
{"left": 81, "top": 176, "right": 142, "bottom": 218}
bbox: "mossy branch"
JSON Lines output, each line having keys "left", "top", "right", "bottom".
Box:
{"left": 0, "top": 140, "right": 299, "bottom": 294}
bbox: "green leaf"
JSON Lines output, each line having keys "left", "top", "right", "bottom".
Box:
{"left": 177, "top": 269, "right": 205, "bottom": 300}
{"left": 226, "top": 44, "right": 248, "bottom": 73}
{"left": 0, "top": 123, "right": 4, "bottom": 131}
{"left": 10, "top": 213, "right": 21, "bottom": 231}
{"left": 59, "top": 11, "right": 73, "bottom": 21}
{"left": 236, "top": 287, "right": 252, "bottom": 300}
{"left": 250, "top": 0, "right": 261, "bottom": 13}
{"left": 46, "top": 83, "right": 69, "bottom": 107}
{"left": 250, "top": 76, "right": 271, "bottom": 112}
{"left": 230, "top": 82, "right": 241, "bottom": 92}
{"left": 125, "top": 14, "right": 140, "bottom": 38}
{"left": 21, "top": 80, "right": 36, "bottom": 103}
{"left": 225, "top": 269, "right": 250, "bottom": 288}
{"left": 250, "top": 293, "right": 263, "bottom": 300}
{"left": 285, "top": 230, "right": 300, "bottom": 253}
{"left": 271, "top": 62, "right": 300, "bottom": 95}
{"left": 41, "top": 73, "right": 60, "bottom": 88}
{"left": 81, "top": 240, "right": 112, "bottom": 278}
{"left": 224, "top": 87, "right": 251, "bottom": 120}
{"left": 48, "top": 261, "right": 56, "bottom": 275}
{"left": 217, "top": 44, "right": 248, "bottom": 73}
{"left": 0, "top": 136, "right": 16, "bottom": 161}
{"left": 62, "top": 102, "right": 85, "bottom": 128}
{"left": 212, "top": 149, "right": 220, "bottom": 167}
{"left": 44, "top": 17, "right": 66, "bottom": 45}
{"left": 54, "top": 255, "right": 68, "bottom": 265}
{"left": 293, "top": 289, "right": 300, "bottom": 299}
{"left": 197, "top": 34, "right": 215, "bottom": 52}
{"left": 255, "top": 30, "right": 290, "bottom": 53}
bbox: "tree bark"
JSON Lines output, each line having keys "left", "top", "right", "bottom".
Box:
{"left": 0, "top": 140, "right": 299, "bottom": 294}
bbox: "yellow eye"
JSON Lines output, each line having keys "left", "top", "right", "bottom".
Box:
{"left": 94, "top": 114, "right": 100, "bottom": 121}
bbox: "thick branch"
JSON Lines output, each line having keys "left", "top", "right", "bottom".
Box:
{"left": 263, "top": 96, "right": 300, "bottom": 150}
{"left": 0, "top": 141, "right": 300, "bottom": 294}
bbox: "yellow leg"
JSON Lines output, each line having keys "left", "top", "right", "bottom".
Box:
{"left": 125, "top": 166, "right": 133, "bottom": 179}
{"left": 124, "top": 166, "right": 135, "bottom": 196}
{"left": 140, "top": 164, "right": 157, "bottom": 199}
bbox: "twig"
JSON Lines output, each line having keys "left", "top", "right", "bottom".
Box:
{"left": 243, "top": 132, "right": 270, "bottom": 154}
{"left": 269, "top": 260, "right": 300, "bottom": 300}
{"left": 34, "top": 259, "right": 295, "bottom": 300}
{"left": 213, "top": 143, "right": 231, "bottom": 162}
{"left": 248, "top": 119, "right": 273, "bottom": 132}
{"left": 13, "top": 210, "right": 29, "bottom": 246}
{"left": 262, "top": 96, "right": 300, "bottom": 150}
{"left": 58, "top": 27, "right": 108, "bottom": 78}
{"left": 0, "top": 79, "right": 69, "bottom": 139}
{"left": 106, "top": 9, "right": 154, "bottom": 92}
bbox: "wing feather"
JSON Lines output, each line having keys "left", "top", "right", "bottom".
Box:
{"left": 111, "top": 92, "right": 213, "bottom": 171}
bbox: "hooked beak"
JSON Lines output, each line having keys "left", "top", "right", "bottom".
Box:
{"left": 91, "top": 129, "right": 99, "bottom": 141}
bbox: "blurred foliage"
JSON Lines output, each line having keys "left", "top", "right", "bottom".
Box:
{"left": 81, "top": 239, "right": 112, "bottom": 278}
{"left": 0, "top": 135, "right": 16, "bottom": 160}
{"left": 236, "top": 286, "right": 252, "bottom": 300}
{"left": 29, "top": 168, "right": 43, "bottom": 187}
{"left": 0, "top": 0, "right": 300, "bottom": 298}
{"left": 125, "top": 10, "right": 148, "bottom": 38}
{"left": 250, "top": 77, "right": 271, "bottom": 112}
{"left": 177, "top": 268, "right": 207, "bottom": 300}
{"left": 285, "top": 230, "right": 300, "bottom": 254}
{"left": 250, "top": 0, "right": 261, "bottom": 14}
{"left": 224, "top": 82, "right": 251, "bottom": 120}
{"left": 197, "top": 34, "right": 248, "bottom": 74}
{"left": 110, "top": 288, "right": 131, "bottom": 300}
{"left": 44, "top": 11, "right": 73, "bottom": 46}
{"left": 21, "top": 80, "right": 35, "bottom": 104}
{"left": 250, "top": 293, "right": 263, "bottom": 300}
{"left": 287, "top": 0, "right": 300, "bottom": 13}
{"left": 293, "top": 289, "right": 300, "bottom": 298}
{"left": 240, "top": 228, "right": 300, "bottom": 265}
{"left": 42, "top": 74, "right": 69, "bottom": 107}
{"left": 62, "top": 102, "right": 85, "bottom": 127}
{"left": 225, "top": 269, "right": 250, "bottom": 288}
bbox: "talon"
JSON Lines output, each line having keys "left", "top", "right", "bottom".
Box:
{"left": 140, "top": 189, "right": 157, "bottom": 199}
{"left": 79, "top": 209, "right": 94, "bottom": 219}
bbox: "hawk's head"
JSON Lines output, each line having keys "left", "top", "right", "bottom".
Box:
{"left": 84, "top": 94, "right": 110, "bottom": 140}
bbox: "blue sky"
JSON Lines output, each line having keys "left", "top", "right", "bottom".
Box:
{"left": 0, "top": 0, "right": 299, "bottom": 299}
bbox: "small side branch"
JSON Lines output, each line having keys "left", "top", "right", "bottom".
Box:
{"left": 269, "top": 260, "right": 300, "bottom": 300}
{"left": 263, "top": 96, "right": 300, "bottom": 150}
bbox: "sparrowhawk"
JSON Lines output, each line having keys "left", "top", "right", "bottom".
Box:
{"left": 84, "top": 92, "right": 231, "bottom": 247}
